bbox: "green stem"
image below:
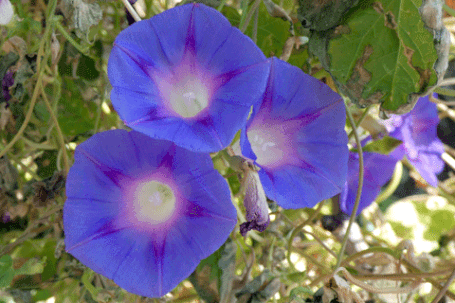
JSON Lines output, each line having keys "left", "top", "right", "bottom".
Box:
{"left": 444, "top": 4, "right": 455, "bottom": 17}
{"left": 21, "top": 136, "right": 56, "bottom": 150}
{"left": 240, "top": 0, "right": 261, "bottom": 33}
{"left": 217, "top": 0, "right": 229, "bottom": 11}
{"left": 335, "top": 101, "right": 364, "bottom": 269}
{"left": 434, "top": 87, "right": 455, "bottom": 98}
{"left": 340, "top": 246, "right": 400, "bottom": 267}
{"left": 55, "top": 22, "right": 91, "bottom": 57}
{"left": 40, "top": 83, "right": 70, "bottom": 174}
{"left": 238, "top": 0, "right": 250, "bottom": 32}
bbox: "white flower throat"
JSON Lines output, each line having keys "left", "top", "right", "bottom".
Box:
{"left": 251, "top": 134, "right": 277, "bottom": 152}
{"left": 247, "top": 128, "right": 283, "bottom": 167}
{"left": 134, "top": 181, "right": 176, "bottom": 224}
{"left": 169, "top": 78, "right": 209, "bottom": 118}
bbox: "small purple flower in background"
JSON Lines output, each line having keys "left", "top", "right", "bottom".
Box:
{"left": 108, "top": 3, "right": 269, "bottom": 152}
{"left": 0, "top": 0, "right": 14, "bottom": 25}
{"left": 240, "top": 58, "right": 348, "bottom": 219}
{"left": 64, "top": 130, "right": 236, "bottom": 297}
{"left": 384, "top": 95, "right": 444, "bottom": 187}
{"left": 2, "top": 71, "right": 14, "bottom": 105}
{"left": 1, "top": 211, "right": 11, "bottom": 224}
{"left": 340, "top": 95, "right": 444, "bottom": 216}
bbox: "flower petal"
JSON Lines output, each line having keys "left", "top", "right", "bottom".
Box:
{"left": 339, "top": 151, "right": 401, "bottom": 216}
{"left": 241, "top": 58, "right": 348, "bottom": 208}
{"left": 64, "top": 130, "right": 236, "bottom": 297}
{"left": 191, "top": 5, "right": 266, "bottom": 73}
{"left": 383, "top": 95, "right": 444, "bottom": 187}
{"left": 0, "top": 0, "right": 13, "bottom": 25}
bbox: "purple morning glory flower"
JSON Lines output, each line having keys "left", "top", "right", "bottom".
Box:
{"left": 384, "top": 95, "right": 444, "bottom": 187}
{"left": 2, "top": 71, "right": 14, "bottom": 105}
{"left": 340, "top": 95, "right": 444, "bottom": 216}
{"left": 339, "top": 149, "right": 403, "bottom": 216}
{"left": 64, "top": 130, "right": 237, "bottom": 297}
{"left": 0, "top": 0, "right": 13, "bottom": 25}
{"left": 240, "top": 58, "right": 348, "bottom": 210}
{"left": 108, "top": 3, "right": 270, "bottom": 152}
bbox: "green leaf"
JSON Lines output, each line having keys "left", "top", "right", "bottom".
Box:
{"left": 15, "top": 257, "right": 45, "bottom": 276}
{"left": 0, "top": 255, "right": 45, "bottom": 289}
{"left": 0, "top": 255, "right": 15, "bottom": 289}
{"left": 41, "top": 240, "right": 58, "bottom": 281}
{"left": 32, "top": 289, "right": 52, "bottom": 302}
{"left": 35, "top": 150, "right": 58, "bottom": 180}
{"left": 57, "top": 78, "right": 97, "bottom": 136}
{"left": 312, "top": 0, "right": 438, "bottom": 112}
{"left": 353, "top": 136, "right": 402, "bottom": 155}
{"left": 76, "top": 54, "right": 100, "bottom": 81}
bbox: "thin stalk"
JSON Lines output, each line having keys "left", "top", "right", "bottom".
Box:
{"left": 1, "top": 0, "right": 57, "bottom": 158}
{"left": 21, "top": 136, "right": 56, "bottom": 150}
{"left": 238, "top": 0, "right": 250, "bottom": 32}
{"left": 348, "top": 105, "right": 371, "bottom": 139}
{"left": 355, "top": 269, "right": 455, "bottom": 281}
{"left": 121, "top": 0, "right": 142, "bottom": 22}
{"left": 444, "top": 4, "right": 455, "bottom": 17}
{"left": 252, "top": 6, "right": 258, "bottom": 44}
{"left": 240, "top": 0, "right": 261, "bottom": 33}
{"left": 430, "top": 266, "right": 455, "bottom": 303}
{"left": 40, "top": 84, "right": 70, "bottom": 174}
{"left": 54, "top": 22, "right": 91, "bottom": 57}
{"left": 434, "top": 87, "right": 455, "bottom": 98}
{"left": 335, "top": 102, "right": 364, "bottom": 269}
{"left": 286, "top": 202, "right": 327, "bottom": 269}
{"left": 8, "top": 154, "right": 42, "bottom": 181}
{"left": 217, "top": 0, "right": 229, "bottom": 11}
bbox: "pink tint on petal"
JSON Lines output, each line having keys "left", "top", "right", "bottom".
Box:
{"left": 118, "top": 166, "right": 184, "bottom": 234}
{"left": 247, "top": 116, "right": 302, "bottom": 169}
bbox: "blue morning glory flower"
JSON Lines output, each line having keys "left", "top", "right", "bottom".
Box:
{"left": 240, "top": 58, "right": 348, "bottom": 211}
{"left": 63, "top": 130, "right": 237, "bottom": 297}
{"left": 108, "top": 3, "right": 270, "bottom": 152}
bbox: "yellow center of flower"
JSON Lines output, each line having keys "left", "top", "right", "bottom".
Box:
{"left": 133, "top": 181, "right": 176, "bottom": 225}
